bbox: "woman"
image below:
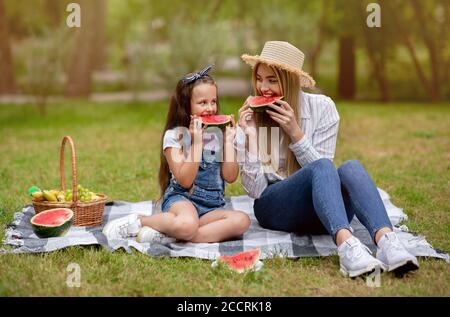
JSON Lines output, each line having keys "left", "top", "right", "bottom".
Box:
{"left": 236, "top": 41, "right": 419, "bottom": 278}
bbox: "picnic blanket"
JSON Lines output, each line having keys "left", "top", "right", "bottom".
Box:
{"left": 2, "top": 188, "right": 449, "bottom": 262}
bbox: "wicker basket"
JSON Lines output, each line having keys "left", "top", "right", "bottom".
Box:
{"left": 32, "top": 136, "right": 107, "bottom": 227}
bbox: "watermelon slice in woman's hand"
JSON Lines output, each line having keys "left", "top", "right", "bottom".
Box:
{"left": 248, "top": 95, "right": 283, "bottom": 112}
{"left": 201, "top": 115, "right": 232, "bottom": 128}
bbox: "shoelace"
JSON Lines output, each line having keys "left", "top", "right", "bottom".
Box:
{"left": 346, "top": 241, "right": 372, "bottom": 261}
{"left": 118, "top": 223, "right": 130, "bottom": 238}
{"left": 152, "top": 232, "right": 168, "bottom": 242}
{"left": 385, "top": 234, "right": 405, "bottom": 252}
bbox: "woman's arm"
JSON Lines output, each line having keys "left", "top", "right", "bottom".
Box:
{"left": 221, "top": 125, "right": 239, "bottom": 183}
{"left": 235, "top": 127, "right": 269, "bottom": 199}
{"left": 288, "top": 96, "right": 339, "bottom": 166}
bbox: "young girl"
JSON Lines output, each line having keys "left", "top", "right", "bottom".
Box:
{"left": 237, "top": 41, "right": 419, "bottom": 277}
{"left": 103, "top": 65, "right": 250, "bottom": 243}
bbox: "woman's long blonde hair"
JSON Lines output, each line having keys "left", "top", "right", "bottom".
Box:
{"left": 251, "top": 63, "right": 301, "bottom": 177}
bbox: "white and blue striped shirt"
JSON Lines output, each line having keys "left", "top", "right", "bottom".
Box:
{"left": 236, "top": 91, "right": 340, "bottom": 199}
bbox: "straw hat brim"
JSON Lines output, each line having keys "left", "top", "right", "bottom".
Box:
{"left": 241, "top": 54, "right": 316, "bottom": 88}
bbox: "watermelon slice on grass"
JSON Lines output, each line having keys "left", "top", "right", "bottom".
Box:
{"left": 201, "top": 115, "right": 232, "bottom": 128}
{"left": 30, "top": 208, "right": 73, "bottom": 238}
{"left": 211, "top": 248, "right": 263, "bottom": 273}
{"left": 248, "top": 95, "right": 283, "bottom": 112}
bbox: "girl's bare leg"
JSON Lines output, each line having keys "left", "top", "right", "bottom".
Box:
{"left": 189, "top": 210, "right": 251, "bottom": 243}
{"left": 139, "top": 200, "right": 199, "bottom": 241}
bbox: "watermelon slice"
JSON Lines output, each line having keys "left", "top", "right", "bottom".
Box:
{"left": 201, "top": 115, "right": 232, "bottom": 128}
{"left": 214, "top": 248, "right": 262, "bottom": 273}
{"left": 31, "top": 208, "right": 73, "bottom": 238}
{"left": 248, "top": 95, "right": 283, "bottom": 112}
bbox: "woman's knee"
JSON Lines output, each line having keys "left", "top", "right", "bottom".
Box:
{"left": 310, "top": 158, "right": 334, "bottom": 170}
{"left": 338, "top": 159, "right": 364, "bottom": 177}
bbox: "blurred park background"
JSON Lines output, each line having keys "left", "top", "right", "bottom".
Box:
{"left": 1, "top": 1, "right": 449, "bottom": 296}
{"left": 0, "top": 0, "right": 449, "bottom": 110}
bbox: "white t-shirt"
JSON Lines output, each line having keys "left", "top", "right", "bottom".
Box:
{"left": 163, "top": 127, "right": 222, "bottom": 153}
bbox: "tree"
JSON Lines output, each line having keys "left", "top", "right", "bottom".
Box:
{"left": 337, "top": 35, "right": 356, "bottom": 99}
{"left": 332, "top": 0, "right": 360, "bottom": 100}
{"left": 0, "top": 0, "right": 16, "bottom": 94}
{"left": 386, "top": 0, "right": 446, "bottom": 102}
{"left": 66, "top": 0, "right": 106, "bottom": 97}
{"left": 308, "top": 0, "right": 331, "bottom": 79}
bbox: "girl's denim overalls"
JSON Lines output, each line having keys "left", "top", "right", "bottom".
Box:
{"left": 161, "top": 148, "right": 226, "bottom": 216}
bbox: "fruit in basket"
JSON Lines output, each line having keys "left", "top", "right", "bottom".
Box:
{"left": 31, "top": 191, "right": 45, "bottom": 201}
{"left": 28, "top": 186, "right": 44, "bottom": 201}
{"left": 56, "top": 192, "right": 66, "bottom": 202}
{"left": 29, "top": 184, "right": 102, "bottom": 202}
{"left": 30, "top": 208, "right": 74, "bottom": 238}
{"left": 43, "top": 190, "right": 58, "bottom": 202}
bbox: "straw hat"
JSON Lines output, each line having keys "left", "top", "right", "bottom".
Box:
{"left": 241, "top": 41, "right": 316, "bottom": 88}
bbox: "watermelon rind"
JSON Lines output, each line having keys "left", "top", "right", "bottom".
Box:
{"left": 31, "top": 208, "right": 74, "bottom": 238}
{"left": 214, "top": 248, "right": 262, "bottom": 273}
{"left": 248, "top": 96, "right": 283, "bottom": 112}
{"left": 201, "top": 115, "right": 232, "bottom": 128}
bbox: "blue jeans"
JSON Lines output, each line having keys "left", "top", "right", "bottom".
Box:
{"left": 253, "top": 158, "right": 392, "bottom": 243}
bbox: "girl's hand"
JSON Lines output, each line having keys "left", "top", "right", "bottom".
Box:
{"left": 224, "top": 114, "right": 236, "bottom": 144}
{"left": 266, "top": 100, "right": 304, "bottom": 143}
{"left": 238, "top": 96, "right": 257, "bottom": 136}
{"left": 189, "top": 115, "right": 204, "bottom": 146}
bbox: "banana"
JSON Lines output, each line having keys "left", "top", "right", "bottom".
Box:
{"left": 43, "top": 190, "right": 58, "bottom": 202}
{"left": 31, "top": 191, "right": 44, "bottom": 201}
{"left": 57, "top": 192, "right": 66, "bottom": 202}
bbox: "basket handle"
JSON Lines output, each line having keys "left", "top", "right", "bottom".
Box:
{"left": 60, "top": 136, "right": 78, "bottom": 204}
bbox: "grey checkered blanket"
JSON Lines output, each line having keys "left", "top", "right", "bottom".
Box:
{"left": 2, "top": 188, "right": 449, "bottom": 262}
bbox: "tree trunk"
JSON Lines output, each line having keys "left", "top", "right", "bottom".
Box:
{"left": 309, "top": 0, "right": 329, "bottom": 79}
{"left": 411, "top": 0, "right": 441, "bottom": 102}
{"left": 362, "top": 31, "right": 391, "bottom": 102}
{"left": 0, "top": 0, "right": 16, "bottom": 94}
{"left": 91, "top": 0, "right": 107, "bottom": 71}
{"left": 45, "top": 0, "right": 64, "bottom": 27}
{"left": 66, "top": 0, "right": 98, "bottom": 97}
{"left": 337, "top": 35, "right": 356, "bottom": 99}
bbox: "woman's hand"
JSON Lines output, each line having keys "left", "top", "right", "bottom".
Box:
{"left": 238, "top": 96, "right": 257, "bottom": 137}
{"left": 266, "top": 100, "right": 304, "bottom": 143}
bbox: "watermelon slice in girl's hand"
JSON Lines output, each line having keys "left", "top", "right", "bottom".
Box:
{"left": 248, "top": 95, "right": 283, "bottom": 112}
{"left": 201, "top": 115, "right": 232, "bottom": 128}
{"left": 211, "top": 248, "right": 263, "bottom": 273}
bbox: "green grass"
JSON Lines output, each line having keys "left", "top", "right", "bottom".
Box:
{"left": 0, "top": 99, "right": 449, "bottom": 296}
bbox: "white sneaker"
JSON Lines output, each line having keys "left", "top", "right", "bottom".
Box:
{"left": 376, "top": 232, "right": 419, "bottom": 273}
{"left": 102, "top": 214, "right": 142, "bottom": 240}
{"left": 136, "top": 226, "right": 176, "bottom": 244}
{"left": 338, "top": 236, "right": 386, "bottom": 278}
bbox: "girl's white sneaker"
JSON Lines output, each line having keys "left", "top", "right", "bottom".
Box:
{"left": 136, "top": 226, "right": 176, "bottom": 244}
{"left": 102, "top": 214, "right": 142, "bottom": 240}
